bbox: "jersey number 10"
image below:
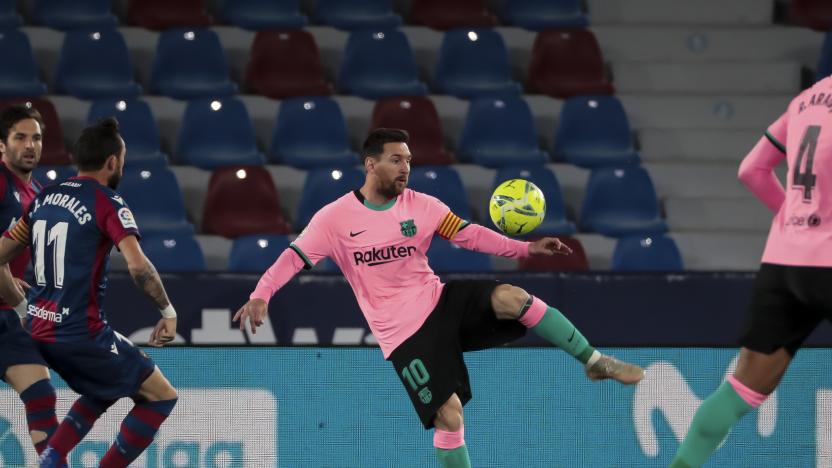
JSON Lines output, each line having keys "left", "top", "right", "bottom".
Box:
{"left": 794, "top": 125, "right": 820, "bottom": 202}
{"left": 32, "top": 220, "right": 68, "bottom": 289}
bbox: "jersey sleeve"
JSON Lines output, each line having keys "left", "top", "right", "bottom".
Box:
{"left": 95, "top": 190, "right": 140, "bottom": 246}
{"left": 422, "top": 194, "right": 468, "bottom": 241}
{"left": 4, "top": 217, "right": 29, "bottom": 244}
{"left": 289, "top": 209, "right": 333, "bottom": 270}
{"left": 764, "top": 112, "right": 788, "bottom": 154}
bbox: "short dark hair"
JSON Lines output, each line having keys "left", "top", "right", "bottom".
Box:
{"left": 0, "top": 104, "right": 44, "bottom": 144}
{"left": 73, "top": 118, "right": 123, "bottom": 171}
{"left": 361, "top": 128, "right": 409, "bottom": 162}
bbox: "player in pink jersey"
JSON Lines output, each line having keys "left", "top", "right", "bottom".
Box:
{"left": 235, "top": 128, "right": 644, "bottom": 468}
{"left": 671, "top": 77, "right": 832, "bottom": 467}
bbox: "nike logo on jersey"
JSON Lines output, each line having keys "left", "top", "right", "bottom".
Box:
{"left": 111, "top": 195, "right": 124, "bottom": 205}
{"left": 349, "top": 230, "right": 367, "bottom": 237}
{"left": 110, "top": 342, "right": 119, "bottom": 355}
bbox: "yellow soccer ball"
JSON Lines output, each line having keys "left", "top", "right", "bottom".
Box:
{"left": 489, "top": 179, "right": 546, "bottom": 235}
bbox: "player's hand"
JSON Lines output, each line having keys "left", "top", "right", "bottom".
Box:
{"left": 528, "top": 237, "right": 572, "bottom": 256}
{"left": 233, "top": 299, "right": 268, "bottom": 334}
{"left": 149, "top": 317, "right": 177, "bottom": 347}
{"left": 14, "top": 278, "right": 30, "bottom": 291}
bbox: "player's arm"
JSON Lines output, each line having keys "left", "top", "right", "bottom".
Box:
{"left": 119, "top": 235, "right": 177, "bottom": 347}
{"left": 738, "top": 113, "right": 788, "bottom": 212}
{"left": 0, "top": 221, "right": 30, "bottom": 319}
{"left": 233, "top": 247, "right": 306, "bottom": 334}
{"left": 438, "top": 211, "right": 572, "bottom": 257}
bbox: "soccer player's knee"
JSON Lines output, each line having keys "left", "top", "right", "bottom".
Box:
{"left": 435, "top": 395, "right": 464, "bottom": 431}
{"left": 491, "top": 284, "right": 529, "bottom": 319}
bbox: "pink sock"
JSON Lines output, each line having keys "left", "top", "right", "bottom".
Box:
{"left": 518, "top": 296, "right": 547, "bottom": 328}
{"left": 727, "top": 375, "right": 767, "bottom": 408}
{"left": 434, "top": 426, "right": 465, "bottom": 450}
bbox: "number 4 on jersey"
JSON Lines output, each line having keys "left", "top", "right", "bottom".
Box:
{"left": 794, "top": 125, "right": 820, "bottom": 202}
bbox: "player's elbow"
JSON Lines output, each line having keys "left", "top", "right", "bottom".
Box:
{"left": 737, "top": 159, "right": 756, "bottom": 186}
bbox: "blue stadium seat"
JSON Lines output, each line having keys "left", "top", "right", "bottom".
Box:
{"left": 87, "top": 99, "right": 168, "bottom": 167}
{"left": 579, "top": 167, "right": 668, "bottom": 237}
{"left": 427, "top": 237, "right": 492, "bottom": 273}
{"left": 434, "top": 29, "right": 521, "bottom": 98}
{"left": 140, "top": 234, "right": 206, "bottom": 272}
{"left": 0, "top": 30, "right": 46, "bottom": 98}
{"left": 32, "top": 0, "right": 117, "bottom": 30}
{"left": 176, "top": 97, "right": 264, "bottom": 169}
{"left": 0, "top": 0, "right": 22, "bottom": 29}
{"left": 458, "top": 97, "right": 548, "bottom": 167}
{"left": 338, "top": 30, "right": 427, "bottom": 99}
{"left": 220, "top": 0, "right": 307, "bottom": 29}
{"left": 150, "top": 29, "right": 238, "bottom": 99}
{"left": 499, "top": 0, "right": 588, "bottom": 30}
{"left": 297, "top": 167, "right": 365, "bottom": 228}
{"left": 228, "top": 234, "right": 291, "bottom": 273}
{"left": 56, "top": 30, "right": 141, "bottom": 100}
{"left": 33, "top": 165, "right": 76, "bottom": 188}
{"left": 493, "top": 166, "right": 575, "bottom": 235}
{"left": 315, "top": 0, "right": 401, "bottom": 30}
{"left": 270, "top": 97, "right": 358, "bottom": 169}
{"left": 612, "top": 235, "right": 684, "bottom": 271}
{"left": 817, "top": 32, "right": 832, "bottom": 82}
{"left": 119, "top": 167, "right": 194, "bottom": 236}
{"left": 408, "top": 166, "right": 471, "bottom": 220}
{"left": 553, "top": 96, "right": 640, "bottom": 168}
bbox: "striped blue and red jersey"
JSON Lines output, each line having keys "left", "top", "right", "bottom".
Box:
{"left": 0, "top": 161, "right": 40, "bottom": 309}
{"left": 4, "top": 176, "right": 140, "bottom": 342}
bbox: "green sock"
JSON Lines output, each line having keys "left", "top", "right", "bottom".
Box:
{"left": 670, "top": 381, "right": 754, "bottom": 467}
{"left": 436, "top": 446, "right": 471, "bottom": 468}
{"left": 531, "top": 306, "right": 596, "bottom": 364}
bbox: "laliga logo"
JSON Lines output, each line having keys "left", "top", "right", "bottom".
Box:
{"left": 633, "top": 354, "right": 778, "bottom": 457}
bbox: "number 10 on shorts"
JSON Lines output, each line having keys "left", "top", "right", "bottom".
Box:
{"left": 401, "top": 359, "right": 433, "bottom": 404}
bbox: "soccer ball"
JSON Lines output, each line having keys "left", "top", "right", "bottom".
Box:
{"left": 489, "top": 179, "right": 546, "bottom": 235}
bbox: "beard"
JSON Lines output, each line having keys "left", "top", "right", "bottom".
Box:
{"left": 107, "top": 171, "right": 122, "bottom": 189}
{"left": 6, "top": 149, "right": 36, "bottom": 174}
{"left": 377, "top": 177, "right": 404, "bottom": 200}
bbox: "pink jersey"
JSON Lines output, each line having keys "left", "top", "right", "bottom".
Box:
{"left": 739, "top": 76, "right": 832, "bottom": 267}
{"left": 251, "top": 188, "right": 529, "bottom": 357}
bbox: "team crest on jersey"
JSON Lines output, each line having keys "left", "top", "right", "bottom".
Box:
{"left": 118, "top": 207, "right": 137, "bottom": 230}
{"left": 399, "top": 219, "right": 416, "bottom": 237}
{"left": 418, "top": 387, "right": 432, "bottom": 404}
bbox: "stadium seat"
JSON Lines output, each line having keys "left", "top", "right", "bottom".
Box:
{"left": 228, "top": 234, "right": 291, "bottom": 273}
{"left": 220, "top": 0, "right": 307, "bottom": 30}
{"left": 150, "top": 29, "right": 238, "bottom": 100}
{"left": 427, "top": 237, "right": 492, "bottom": 272}
{"left": 56, "top": 29, "right": 142, "bottom": 100}
{"left": 408, "top": 167, "right": 471, "bottom": 219}
{"left": 371, "top": 97, "right": 452, "bottom": 166}
{"left": 0, "top": 98, "right": 70, "bottom": 165}
{"left": 296, "top": 167, "right": 365, "bottom": 228}
{"left": 493, "top": 166, "right": 575, "bottom": 235}
{"left": 579, "top": 166, "right": 668, "bottom": 237}
{"left": 791, "top": 0, "right": 832, "bottom": 31}
{"left": 0, "top": 30, "right": 47, "bottom": 98}
{"left": 553, "top": 96, "right": 640, "bottom": 168}
{"left": 457, "top": 97, "right": 548, "bottom": 167}
{"left": 141, "top": 234, "right": 206, "bottom": 272}
{"left": 817, "top": 33, "right": 832, "bottom": 82}
{"left": 517, "top": 236, "right": 589, "bottom": 271}
{"left": 527, "top": 30, "right": 614, "bottom": 98}
{"left": 246, "top": 29, "right": 331, "bottom": 99}
{"left": 128, "top": 0, "right": 212, "bottom": 30}
{"left": 269, "top": 97, "right": 357, "bottom": 169}
{"left": 0, "top": 0, "right": 22, "bottom": 29}
{"left": 176, "top": 97, "right": 264, "bottom": 169}
{"left": 338, "top": 30, "right": 427, "bottom": 99}
{"left": 314, "top": 0, "right": 401, "bottom": 30}
{"left": 434, "top": 29, "right": 521, "bottom": 98}
{"left": 32, "top": 0, "right": 117, "bottom": 30}
{"left": 202, "top": 166, "right": 291, "bottom": 238}
{"left": 118, "top": 167, "right": 194, "bottom": 236}
{"left": 33, "top": 165, "right": 75, "bottom": 188}
{"left": 87, "top": 99, "right": 168, "bottom": 167}
{"left": 611, "top": 235, "right": 684, "bottom": 271}
{"left": 499, "top": 0, "right": 588, "bottom": 30}
{"left": 410, "top": 0, "right": 496, "bottom": 30}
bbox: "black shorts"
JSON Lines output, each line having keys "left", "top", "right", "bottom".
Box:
{"left": 740, "top": 263, "right": 832, "bottom": 356}
{"left": 0, "top": 310, "right": 46, "bottom": 381}
{"left": 387, "top": 279, "right": 527, "bottom": 429}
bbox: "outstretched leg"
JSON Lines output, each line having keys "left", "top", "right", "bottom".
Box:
{"left": 433, "top": 393, "right": 470, "bottom": 468}
{"left": 670, "top": 347, "right": 791, "bottom": 467}
{"left": 39, "top": 395, "right": 115, "bottom": 467}
{"left": 5, "top": 365, "right": 58, "bottom": 455}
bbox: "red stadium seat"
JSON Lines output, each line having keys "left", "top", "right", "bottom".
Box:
{"left": 791, "top": 0, "right": 832, "bottom": 31}
{"left": 128, "top": 0, "right": 212, "bottom": 30}
{"left": 409, "top": 0, "right": 496, "bottom": 30}
{"left": 202, "top": 166, "right": 291, "bottom": 238}
{"left": 517, "top": 237, "right": 589, "bottom": 272}
{"left": 527, "top": 30, "right": 614, "bottom": 98}
{"left": 246, "top": 30, "right": 331, "bottom": 99}
{"left": 370, "top": 97, "right": 453, "bottom": 166}
{"left": 0, "top": 98, "right": 71, "bottom": 166}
